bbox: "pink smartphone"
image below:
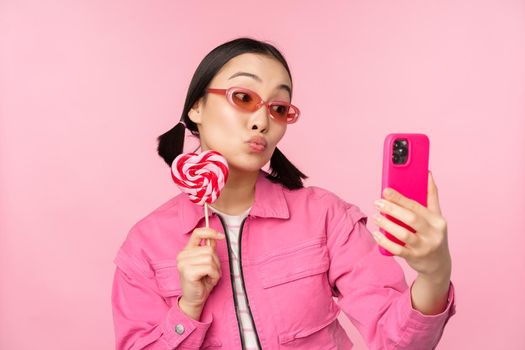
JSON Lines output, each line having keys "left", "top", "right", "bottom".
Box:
{"left": 379, "top": 133, "right": 429, "bottom": 256}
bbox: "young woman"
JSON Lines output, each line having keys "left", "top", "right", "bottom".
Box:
{"left": 111, "top": 37, "right": 456, "bottom": 350}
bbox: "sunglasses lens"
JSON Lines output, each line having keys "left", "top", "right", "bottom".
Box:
{"left": 231, "top": 90, "right": 258, "bottom": 111}
{"left": 270, "top": 103, "right": 290, "bottom": 120}
{"left": 271, "top": 103, "right": 299, "bottom": 123}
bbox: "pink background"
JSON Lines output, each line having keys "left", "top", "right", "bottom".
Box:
{"left": 1, "top": 1, "right": 524, "bottom": 349}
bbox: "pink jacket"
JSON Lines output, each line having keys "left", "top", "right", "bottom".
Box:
{"left": 111, "top": 170, "right": 456, "bottom": 349}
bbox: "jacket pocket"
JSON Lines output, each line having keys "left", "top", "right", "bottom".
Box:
{"left": 151, "top": 259, "right": 183, "bottom": 298}
{"left": 258, "top": 238, "right": 341, "bottom": 346}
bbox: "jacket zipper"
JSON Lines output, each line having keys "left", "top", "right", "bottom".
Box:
{"left": 216, "top": 214, "right": 262, "bottom": 350}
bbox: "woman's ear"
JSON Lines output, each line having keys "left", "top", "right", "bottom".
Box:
{"left": 188, "top": 98, "right": 203, "bottom": 124}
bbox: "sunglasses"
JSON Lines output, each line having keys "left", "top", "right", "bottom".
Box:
{"left": 206, "top": 86, "right": 300, "bottom": 124}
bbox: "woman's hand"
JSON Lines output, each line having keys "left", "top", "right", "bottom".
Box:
{"left": 371, "top": 171, "right": 451, "bottom": 280}
{"left": 371, "top": 171, "right": 452, "bottom": 314}
{"left": 176, "top": 228, "right": 225, "bottom": 320}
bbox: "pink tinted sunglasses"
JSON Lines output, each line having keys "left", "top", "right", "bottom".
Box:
{"left": 206, "top": 86, "right": 300, "bottom": 124}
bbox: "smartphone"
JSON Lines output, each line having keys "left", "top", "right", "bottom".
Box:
{"left": 379, "top": 133, "right": 429, "bottom": 256}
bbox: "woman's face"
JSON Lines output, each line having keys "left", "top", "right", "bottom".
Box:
{"left": 188, "top": 53, "right": 292, "bottom": 175}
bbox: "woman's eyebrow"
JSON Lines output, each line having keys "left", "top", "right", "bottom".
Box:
{"left": 228, "top": 71, "right": 291, "bottom": 96}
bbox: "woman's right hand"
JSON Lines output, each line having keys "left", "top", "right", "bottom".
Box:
{"left": 176, "top": 227, "right": 225, "bottom": 320}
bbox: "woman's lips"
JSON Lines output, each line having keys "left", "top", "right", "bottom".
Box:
{"left": 246, "top": 141, "right": 266, "bottom": 152}
{"left": 246, "top": 136, "right": 267, "bottom": 153}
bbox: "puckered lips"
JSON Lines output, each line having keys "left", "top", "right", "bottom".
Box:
{"left": 246, "top": 135, "right": 267, "bottom": 152}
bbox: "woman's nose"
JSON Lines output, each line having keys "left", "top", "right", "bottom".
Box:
{"left": 250, "top": 104, "right": 270, "bottom": 132}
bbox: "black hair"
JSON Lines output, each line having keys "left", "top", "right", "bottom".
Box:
{"left": 156, "top": 37, "right": 307, "bottom": 190}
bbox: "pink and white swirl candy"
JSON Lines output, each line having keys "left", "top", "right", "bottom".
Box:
{"left": 171, "top": 150, "right": 229, "bottom": 206}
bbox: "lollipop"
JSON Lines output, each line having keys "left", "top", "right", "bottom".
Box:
{"left": 171, "top": 150, "right": 229, "bottom": 245}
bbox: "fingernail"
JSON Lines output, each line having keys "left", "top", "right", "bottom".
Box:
{"left": 374, "top": 199, "right": 385, "bottom": 209}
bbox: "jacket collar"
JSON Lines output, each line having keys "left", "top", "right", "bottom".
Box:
{"left": 178, "top": 170, "right": 290, "bottom": 235}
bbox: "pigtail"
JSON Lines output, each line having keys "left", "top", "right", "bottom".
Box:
{"left": 267, "top": 147, "right": 308, "bottom": 190}
{"left": 156, "top": 121, "right": 186, "bottom": 166}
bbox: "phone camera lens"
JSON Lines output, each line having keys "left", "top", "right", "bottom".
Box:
{"left": 392, "top": 138, "right": 408, "bottom": 165}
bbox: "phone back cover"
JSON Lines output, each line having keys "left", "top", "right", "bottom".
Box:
{"left": 379, "top": 133, "right": 429, "bottom": 255}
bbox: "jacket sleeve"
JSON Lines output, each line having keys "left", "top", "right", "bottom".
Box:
{"left": 326, "top": 201, "right": 456, "bottom": 350}
{"left": 111, "top": 235, "right": 213, "bottom": 349}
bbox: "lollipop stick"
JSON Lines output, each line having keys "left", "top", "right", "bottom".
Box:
{"left": 204, "top": 202, "right": 210, "bottom": 246}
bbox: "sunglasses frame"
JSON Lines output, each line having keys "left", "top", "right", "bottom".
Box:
{"left": 206, "top": 86, "right": 300, "bottom": 124}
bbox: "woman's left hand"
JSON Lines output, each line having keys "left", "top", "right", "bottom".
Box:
{"left": 371, "top": 171, "right": 451, "bottom": 278}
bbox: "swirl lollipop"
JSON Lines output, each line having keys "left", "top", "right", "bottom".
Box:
{"left": 171, "top": 150, "right": 229, "bottom": 245}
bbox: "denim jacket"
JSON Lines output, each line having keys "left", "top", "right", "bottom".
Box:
{"left": 111, "top": 170, "right": 456, "bottom": 349}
